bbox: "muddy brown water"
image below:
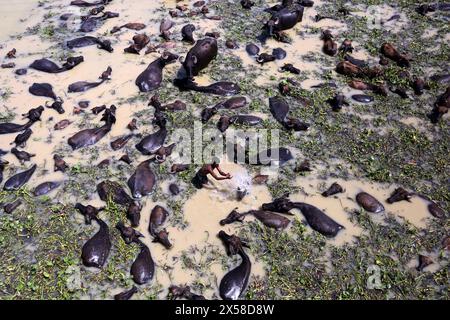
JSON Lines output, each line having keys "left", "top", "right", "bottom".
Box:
{"left": 0, "top": 0, "right": 444, "bottom": 299}
{"left": 0, "top": 0, "right": 38, "bottom": 42}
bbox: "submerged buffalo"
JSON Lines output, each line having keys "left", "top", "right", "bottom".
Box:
{"left": 135, "top": 112, "right": 168, "bottom": 155}
{"left": 75, "top": 203, "right": 102, "bottom": 225}
{"left": 159, "top": 18, "right": 175, "bottom": 40}
{"left": 81, "top": 218, "right": 111, "bottom": 268}
{"left": 380, "top": 43, "right": 411, "bottom": 68}
{"left": 97, "top": 180, "right": 133, "bottom": 206}
{"left": 116, "top": 222, "right": 143, "bottom": 244}
{"left": 114, "top": 286, "right": 138, "bottom": 300}
{"left": 130, "top": 241, "right": 155, "bottom": 285}
{"left": 3, "top": 199, "right": 22, "bottom": 214}
{"left": 293, "top": 202, "right": 344, "bottom": 237}
{"left": 22, "top": 106, "right": 45, "bottom": 123}
{"left": 110, "top": 134, "right": 134, "bottom": 150}
{"left": 169, "top": 285, "right": 206, "bottom": 300}
{"left": 33, "top": 181, "right": 61, "bottom": 196}
{"left": 181, "top": 24, "right": 196, "bottom": 43}
{"left": 67, "top": 36, "right": 113, "bottom": 52}
{"left": 148, "top": 205, "right": 169, "bottom": 237}
{"left": 111, "top": 22, "right": 146, "bottom": 34}
{"left": 54, "top": 154, "right": 69, "bottom": 172}
{"left": 68, "top": 66, "right": 112, "bottom": 93}
{"left": 322, "top": 183, "right": 344, "bottom": 197}
{"left": 79, "top": 12, "right": 119, "bottom": 33}
{"left": 269, "top": 96, "right": 309, "bottom": 131}
{"left": 321, "top": 30, "right": 337, "bottom": 56}
{"left": 246, "top": 43, "right": 260, "bottom": 56}
{"left": 248, "top": 210, "right": 291, "bottom": 230}
{"left": 356, "top": 192, "right": 385, "bottom": 213}
{"left": 261, "top": 195, "right": 296, "bottom": 213}
{"left": 174, "top": 78, "right": 241, "bottom": 96}
{"left": 217, "top": 115, "right": 263, "bottom": 132}
{"left": 416, "top": 3, "right": 450, "bottom": 15}
{"left": 0, "top": 160, "right": 7, "bottom": 184}
{"left": 220, "top": 209, "right": 290, "bottom": 230}
{"left": 152, "top": 229, "right": 172, "bottom": 249}
{"left": 327, "top": 94, "right": 349, "bottom": 111}
{"left": 3, "top": 164, "right": 37, "bottom": 191}
{"left": 127, "top": 202, "right": 142, "bottom": 227}
{"left": 427, "top": 201, "right": 446, "bottom": 219}
{"left": 28, "top": 83, "right": 58, "bottom": 100}
{"left": 0, "top": 120, "right": 35, "bottom": 135}
{"left": 262, "top": 196, "right": 344, "bottom": 237}
{"left": 11, "top": 148, "right": 35, "bottom": 163}
{"left": 12, "top": 129, "right": 33, "bottom": 147}
{"left": 256, "top": 147, "right": 294, "bottom": 166}
{"left": 70, "top": 0, "right": 112, "bottom": 7}
{"left": 28, "top": 84, "right": 65, "bottom": 114}
{"left": 135, "top": 129, "right": 167, "bottom": 156}
{"left": 215, "top": 96, "right": 247, "bottom": 110}
{"left": 127, "top": 160, "right": 156, "bottom": 198}
{"left": 264, "top": 6, "right": 304, "bottom": 41}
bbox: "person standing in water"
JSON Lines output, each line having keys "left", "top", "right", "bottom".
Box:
{"left": 192, "top": 158, "right": 232, "bottom": 189}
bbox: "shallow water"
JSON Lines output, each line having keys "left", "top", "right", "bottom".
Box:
{"left": 135, "top": 161, "right": 268, "bottom": 298}
{"left": 0, "top": 0, "right": 39, "bottom": 42}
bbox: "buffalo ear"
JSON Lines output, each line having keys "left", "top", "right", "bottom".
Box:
{"left": 192, "top": 55, "right": 198, "bottom": 64}
{"left": 179, "top": 56, "right": 184, "bottom": 63}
